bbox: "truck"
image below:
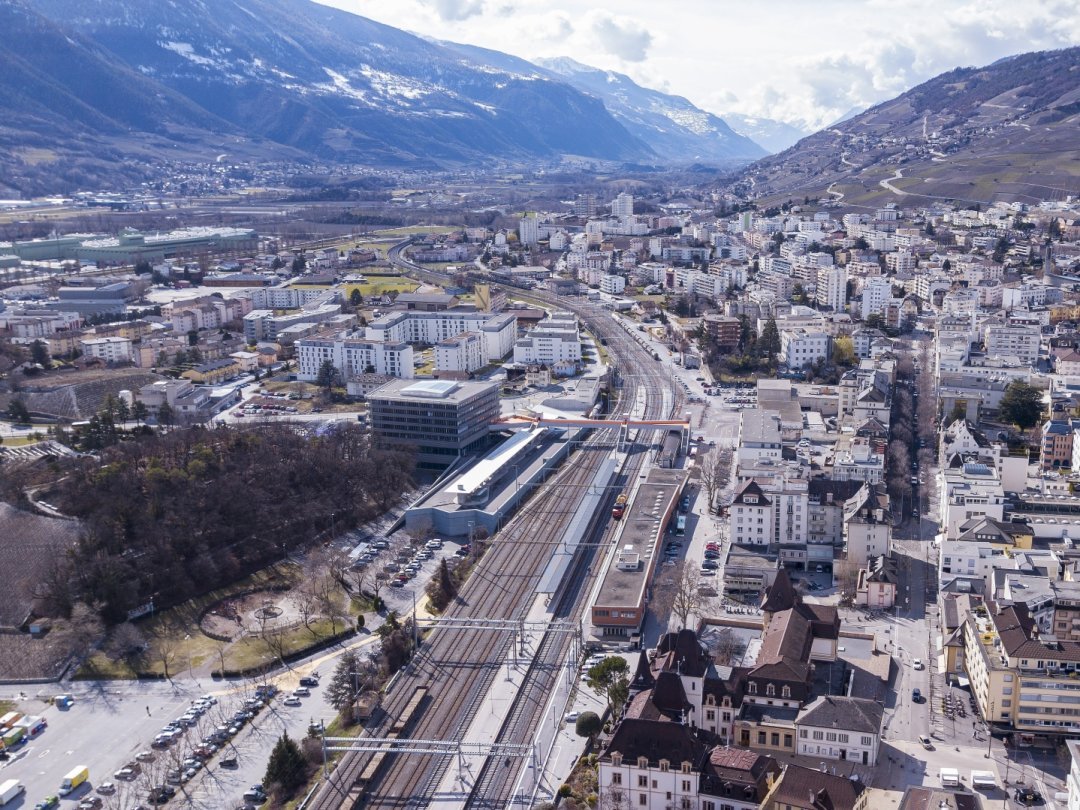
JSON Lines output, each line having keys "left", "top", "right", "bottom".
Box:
{"left": 939, "top": 767, "right": 960, "bottom": 788}
{"left": 0, "top": 712, "right": 20, "bottom": 732}
{"left": 0, "top": 728, "right": 23, "bottom": 749}
{"left": 970, "top": 770, "right": 996, "bottom": 790}
{"left": 58, "top": 765, "right": 89, "bottom": 796}
{"left": 0, "top": 779, "right": 26, "bottom": 805}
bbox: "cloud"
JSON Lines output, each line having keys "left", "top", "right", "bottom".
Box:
{"left": 419, "top": 0, "right": 484, "bottom": 22}
{"left": 587, "top": 12, "right": 652, "bottom": 62}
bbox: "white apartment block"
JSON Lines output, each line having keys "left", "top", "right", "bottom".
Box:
{"left": 611, "top": 192, "right": 634, "bottom": 218}
{"left": 366, "top": 311, "right": 516, "bottom": 362}
{"left": 730, "top": 480, "right": 775, "bottom": 547}
{"left": 80, "top": 336, "right": 133, "bottom": 363}
{"left": 435, "top": 331, "right": 484, "bottom": 374}
{"left": 249, "top": 286, "right": 329, "bottom": 309}
{"left": 884, "top": 251, "right": 916, "bottom": 273}
{"left": 984, "top": 323, "right": 1041, "bottom": 365}
{"left": 780, "top": 328, "right": 830, "bottom": 369}
{"left": 816, "top": 266, "right": 848, "bottom": 312}
{"left": 600, "top": 274, "right": 626, "bottom": 295}
{"left": 518, "top": 212, "right": 539, "bottom": 247}
{"left": 513, "top": 314, "right": 581, "bottom": 366}
{"left": 296, "top": 337, "right": 413, "bottom": 381}
{"left": 860, "top": 277, "right": 892, "bottom": 320}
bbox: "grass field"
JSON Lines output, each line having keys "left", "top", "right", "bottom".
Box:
{"left": 352, "top": 276, "right": 420, "bottom": 297}
{"left": 223, "top": 618, "right": 343, "bottom": 671}
{"left": 79, "top": 566, "right": 301, "bottom": 679}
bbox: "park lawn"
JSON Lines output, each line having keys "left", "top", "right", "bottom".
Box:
{"left": 633, "top": 294, "right": 667, "bottom": 304}
{"left": 223, "top": 617, "right": 342, "bottom": 672}
{"left": 357, "top": 276, "right": 420, "bottom": 297}
{"left": 0, "top": 699, "right": 15, "bottom": 714}
{"left": 2, "top": 436, "right": 41, "bottom": 447}
{"left": 77, "top": 565, "right": 300, "bottom": 679}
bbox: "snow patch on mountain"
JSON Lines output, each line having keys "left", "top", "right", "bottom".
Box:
{"left": 159, "top": 40, "right": 219, "bottom": 67}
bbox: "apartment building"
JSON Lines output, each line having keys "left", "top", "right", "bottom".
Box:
{"left": 984, "top": 323, "right": 1041, "bottom": 365}
{"left": 80, "top": 336, "right": 133, "bottom": 364}
{"left": 296, "top": 336, "right": 413, "bottom": 381}
{"left": 964, "top": 601, "right": 1080, "bottom": 742}
{"left": 366, "top": 310, "right": 517, "bottom": 362}
{"left": 513, "top": 314, "right": 581, "bottom": 367}
{"left": 435, "top": 331, "right": 484, "bottom": 374}
{"left": 780, "top": 328, "right": 830, "bottom": 368}
{"left": 600, "top": 274, "right": 626, "bottom": 295}
{"left": 736, "top": 410, "right": 782, "bottom": 469}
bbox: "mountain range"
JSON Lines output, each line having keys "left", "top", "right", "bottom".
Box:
{"left": 738, "top": 47, "right": 1080, "bottom": 207}
{"left": 0, "top": 0, "right": 770, "bottom": 196}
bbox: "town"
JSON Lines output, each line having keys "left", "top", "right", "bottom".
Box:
{"left": 1, "top": 182, "right": 1080, "bottom": 810}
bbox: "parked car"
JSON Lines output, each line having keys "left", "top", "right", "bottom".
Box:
{"left": 918, "top": 735, "right": 933, "bottom": 750}
{"left": 913, "top": 658, "right": 923, "bottom": 670}
{"left": 912, "top": 688, "right": 922, "bottom": 702}
{"left": 283, "top": 696, "right": 301, "bottom": 707}
{"left": 299, "top": 676, "right": 319, "bottom": 687}
{"left": 563, "top": 712, "right": 580, "bottom": 723}
{"left": 292, "top": 687, "right": 311, "bottom": 697}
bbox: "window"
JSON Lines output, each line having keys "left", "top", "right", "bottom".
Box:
{"left": 748, "top": 682, "right": 757, "bottom": 694}
{"left": 826, "top": 732, "right": 837, "bottom": 742}
{"left": 771, "top": 733, "right": 780, "bottom": 746}
{"left": 838, "top": 734, "right": 849, "bottom": 743}
{"left": 782, "top": 685, "right": 791, "bottom": 698}
{"left": 758, "top": 731, "right": 767, "bottom": 745}
{"left": 861, "top": 736, "right": 873, "bottom": 746}
{"left": 638, "top": 775, "right": 647, "bottom": 787}
{"left": 682, "top": 779, "right": 691, "bottom": 791}
{"left": 766, "top": 683, "right": 776, "bottom": 697}
{"left": 800, "top": 729, "right": 808, "bottom": 738}
{"left": 706, "top": 710, "right": 715, "bottom": 721}
{"left": 813, "top": 730, "right": 823, "bottom": 740}
{"left": 785, "top": 733, "right": 793, "bottom": 747}
{"left": 639, "top": 795, "right": 647, "bottom": 806}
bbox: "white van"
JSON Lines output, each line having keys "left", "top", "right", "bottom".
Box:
{"left": 939, "top": 767, "right": 960, "bottom": 788}
{"left": 970, "top": 770, "right": 995, "bottom": 790}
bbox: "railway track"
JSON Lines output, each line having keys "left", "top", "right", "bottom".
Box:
{"left": 308, "top": 435, "right": 618, "bottom": 810}
{"left": 460, "top": 295, "right": 683, "bottom": 808}
{"left": 308, "top": 257, "right": 683, "bottom": 809}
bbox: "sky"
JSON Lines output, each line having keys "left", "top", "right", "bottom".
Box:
{"left": 317, "top": 0, "right": 1080, "bottom": 132}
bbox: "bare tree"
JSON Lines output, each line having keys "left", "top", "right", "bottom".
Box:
{"left": 699, "top": 448, "right": 731, "bottom": 513}
{"left": 262, "top": 628, "right": 289, "bottom": 668}
{"left": 711, "top": 627, "right": 746, "bottom": 666}
{"left": 652, "top": 561, "right": 715, "bottom": 631}
{"left": 52, "top": 601, "right": 105, "bottom": 670}
{"left": 155, "top": 635, "right": 180, "bottom": 680}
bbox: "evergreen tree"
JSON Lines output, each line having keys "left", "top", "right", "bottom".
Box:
{"left": 158, "top": 403, "right": 175, "bottom": 426}
{"left": 30, "top": 340, "right": 51, "bottom": 367}
{"left": 325, "top": 650, "right": 360, "bottom": 715}
{"left": 264, "top": 732, "right": 307, "bottom": 795}
{"left": 7, "top": 398, "right": 30, "bottom": 423}
{"left": 999, "top": 380, "right": 1043, "bottom": 435}
{"left": 316, "top": 360, "right": 339, "bottom": 391}
{"left": 132, "top": 401, "right": 148, "bottom": 425}
{"left": 758, "top": 317, "right": 781, "bottom": 361}
{"left": 349, "top": 288, "right": 363, "bottom": 307}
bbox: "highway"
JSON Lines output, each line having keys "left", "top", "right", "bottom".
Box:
{"left": 307, "top": 255, "right": 683, "bottom": 809}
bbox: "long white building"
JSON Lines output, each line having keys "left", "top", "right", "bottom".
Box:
{"left": 296, "top": 336, "right": 413, "bottom": 381}
{"left": 365, "top": 310, "right": 516, "bottom": 362}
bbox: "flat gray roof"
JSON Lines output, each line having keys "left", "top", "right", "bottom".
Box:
{"left": 594, "top": 467, "right": 687, "bottom": 612}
